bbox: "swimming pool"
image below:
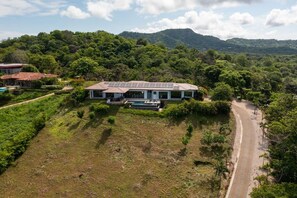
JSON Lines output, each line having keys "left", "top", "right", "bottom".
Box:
{"left": 0, "top": 87, "right": 7, "bottom": 93}
{"left": 130, "top": 100, "right": 160, "bottom": 110}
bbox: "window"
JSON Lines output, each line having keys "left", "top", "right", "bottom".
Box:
{"left": 171, "top": 91, "right": 181, "bottom": 99}
{"left": 184, "top": 91, "right": 193, "bottom": 97}
{"left": 106, "top": 93, "right": 114, "bottom": 98}
{"left": 124, "top": 91, "right": 144, "bottom": 98}
{"left": 159, "top": 92, "right": 168, "bottom": 99}
{"left": 93, "top": 90, "right": 103, "bottom": 98}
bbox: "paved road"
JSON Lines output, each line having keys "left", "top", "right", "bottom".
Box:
{"left": 226, "top": 100, "right": 267, "bottom": 198}
{"left": 0, "top": 93, "right": 54, "bottom": 110}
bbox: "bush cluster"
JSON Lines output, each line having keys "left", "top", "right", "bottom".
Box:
{"left": 89, "top": 103, "right": 110, "bottom": 115}
{"left": 107, "top": 116, "right": 115, "bottom": 124}
{"left": 164, "top": 99, "right": 231, "bottom": 119}
{"left": 0, "top": 96, "right": 64, "bottom": 173}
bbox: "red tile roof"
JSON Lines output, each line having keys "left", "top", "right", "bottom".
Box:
{"left": 0, "top": 72, "right": 57, "bottom": 81}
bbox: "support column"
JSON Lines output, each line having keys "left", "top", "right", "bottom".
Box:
{"left": 181, "top": 91, "right": 185, "bottom": 99}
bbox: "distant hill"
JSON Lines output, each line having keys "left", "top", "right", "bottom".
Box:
{"left": 226, "top": 38, "right": 297, "bottom": 50}
{"left": 119, "top": 29, "right": 297, "bottom": 54}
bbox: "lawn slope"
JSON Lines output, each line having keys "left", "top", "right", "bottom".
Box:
{"left": 0, "top": 101, "right": 233, "bottom": 197}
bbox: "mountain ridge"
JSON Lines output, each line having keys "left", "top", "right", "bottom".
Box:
{"left": 119, "top": 29, "right": 297, "bottom": 54}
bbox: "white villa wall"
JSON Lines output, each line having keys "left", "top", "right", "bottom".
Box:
{"left": 89, "top": 90, "right": 195, "bottom": 100}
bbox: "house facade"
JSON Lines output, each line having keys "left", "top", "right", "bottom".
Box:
{"left": 0, "top": 64, "right": 25, "bottom": 74}
{"left": 0, "top": 72, "right": 57, "bottom": 88}
{"left": 86, "top": 81, "right": 198, "bottom": 100}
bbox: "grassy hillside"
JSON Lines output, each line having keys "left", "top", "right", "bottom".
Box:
{"left": 0, "top": 100, "right": 234, "bottom": 197}
{"left": 0, "top": 95, "right": 65, "bottom": 172}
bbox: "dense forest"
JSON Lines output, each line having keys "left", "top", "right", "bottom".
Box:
{"left": 0, "top": 29, "right": 297, "bottom": 195}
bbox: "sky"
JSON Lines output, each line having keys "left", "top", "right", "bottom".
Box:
{"left": 1, "top": 0, "right": 297, "bottom": 41}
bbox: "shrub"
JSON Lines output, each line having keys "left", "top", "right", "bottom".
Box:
{"left": 186, "top": 123, "right": 193, "bottom": 137}
{"left": 89, "top": 112, "right": 95, "bottom": 119}
{"left": 0, "top": 93, "right": 13, "bottom": 101}
{"left": 107, "top": 116, "right": 115, "bottom": 124}
{"left": 77, "top": 110, "right": 84, "bottom": 118}
{"left": 211, "top": 82, "right": 233, "bottom": 101}
{"left": 214, "top": 101, "right": 231, "bottom": 114}
{"left": 33, "top": 113, "right": 46, "bottom": 132}
{"left": 164, "top": 104, "right": 189, "bottom": 118}
{"left": 92, "top": 104, "right": 110, "bottom": 115}
{"left": 182, "top": 135, "right": 190, "bottom": 147}
{"left": 70, "top": 87, "right": 88, "bottom": 105}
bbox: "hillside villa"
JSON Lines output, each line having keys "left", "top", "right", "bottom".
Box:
{"left": 1, "top": 72, "right": 57, "bottom": 88}
{"left": 86, "top": 81, "right": 198, "bottom": 101}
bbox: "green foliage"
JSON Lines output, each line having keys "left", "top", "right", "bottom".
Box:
{"left": 89, "top": 112, "right": 95, "bottom": 120}
{"left": 164, "top": 99, "right": 231, "bottom": 119}
{"left": 211, "top": 82, "right": 233, "bottom": 101}
{"left": 70, "top": 87, "right": 87, "bottom": 105}
{"left": 120, "top": 29, "right": 297, "bottom": 54}
{"left": 70, "top": 57, "right": 98, "bottom": 78}
{"left": 77, "top": 110, "right": 85, "bottom": 118}
{"left": 90, "top": 103, "right": 110, "bottom": 115}
{"left": 4, "top": 49, "right": 29, "bottom": 63}
{"left": 107, "top": 116, "right": 115, "bottom": 124}
{"left": 264, "top": 94, "right": 297, "bottom": 183}
{"left": 33, "top": 113, "right": 46, "bottom": 131}
{"left": 0, "top": 95, "right": 64, "bottom": 173}
{"left": 251, "top": 183, "right": 297, "bottom": 198}
{"left": 0, "top": 92, "right": 13, "bottom": 101}
{"left": 182, "top": 135, "right": 190, "bottom": 147}
{"left": 21, "top": 64, "right": 39, "bottom": 72}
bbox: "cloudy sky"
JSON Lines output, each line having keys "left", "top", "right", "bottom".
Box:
{"left": 0, "top": 0, "right": 297, "bottom": 40}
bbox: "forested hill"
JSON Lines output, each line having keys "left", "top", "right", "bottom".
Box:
{"left": 119, "top": 29, "right": 297, "bottom": 54}
{"left": 226, "top": 38, "right": 297, "bottom": 49}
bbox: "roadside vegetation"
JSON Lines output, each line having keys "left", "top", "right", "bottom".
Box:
{"left": 0, "top": 95, "right": 65, "bottom": 173}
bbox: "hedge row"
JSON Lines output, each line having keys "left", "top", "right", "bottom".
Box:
{"left": 164, "top": 99, "right": 231, "bottom": 119}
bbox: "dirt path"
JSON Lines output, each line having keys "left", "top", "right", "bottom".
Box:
{"left": 226, "top": 100, "right": 268, "bottom": 198}
{"left": 0, "top": 93, "right": 55, "bottom": 110}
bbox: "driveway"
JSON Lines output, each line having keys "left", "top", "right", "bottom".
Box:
{"left": 226, "top": 100, "right": 268, "bottom": 198}
{"left": 0, "top": 93, "right": 55, "bottom": 110}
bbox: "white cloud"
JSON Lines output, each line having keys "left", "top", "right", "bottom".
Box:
{"left": 135, "top": 0, "right": 261, "bottom": 15}
{"left": 87, "top": 0, "right": 133, "bottom": 21}
{"left": 0, "top": 0, "right": 66, "bottom": 17}
{"left": 0, "top": 0, "right": 38, "bottom": 16}
{"left": 61, "top": 6, "right": 90, "bottom": 19}
{"left": 266, "top": 5, "right": 297, "bottom": 26}
{"left": 136, "top": 0, "right": 197, "bottom": 15}
{"left": 230, "top": 12, "right": 254, "bottom": 25}
{"left": 132, "top": 10, "right": 254, "bottom": 40}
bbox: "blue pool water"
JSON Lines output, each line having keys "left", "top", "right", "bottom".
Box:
{"left": 0, "top": 87, "right": 7, "bottom": 93}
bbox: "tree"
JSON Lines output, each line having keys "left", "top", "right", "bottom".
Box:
{"left": 29, "top": 54, "right": 59, "bottom": 73}
{"left": 21, "top": 64, "right": 39, "bottom": 72}
{"left": 251, "top": 183, "right": 297, "bottom": 198}
{"left": 70, "top": 57, "right": 98, "bottom": 78}
{"left": 4, "top": 49, "right": 29, "bottom": 63}
{"left": 70, "top": 87, "right": 88, "bottom": 106}
{"left": 236, "top": 54, "right": 250, "bottom": 67}
{"left": 211, "top": 82, "right": 233, "bottom": 101}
